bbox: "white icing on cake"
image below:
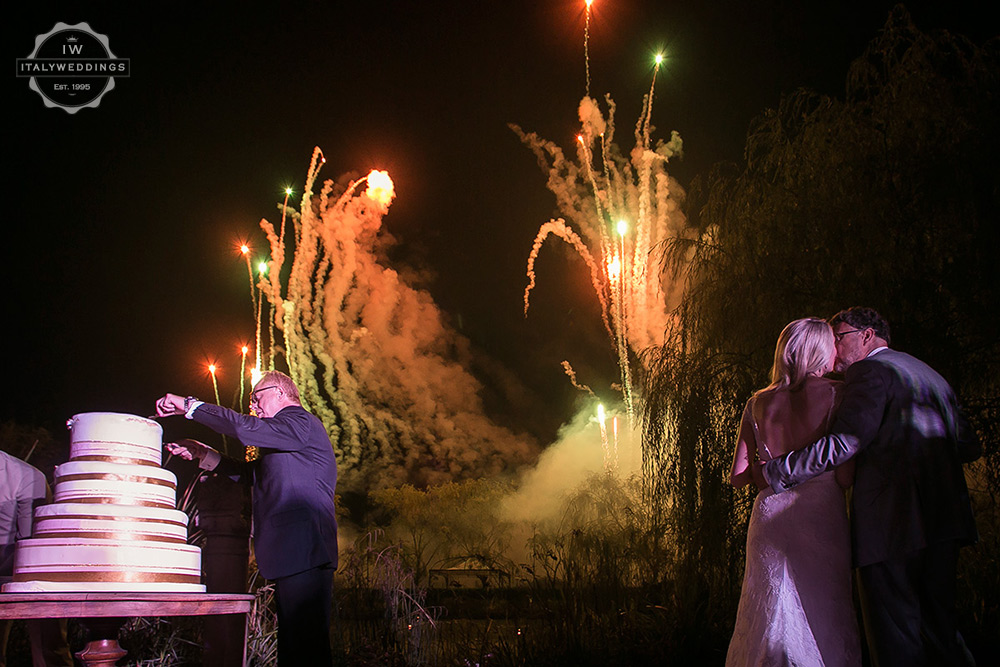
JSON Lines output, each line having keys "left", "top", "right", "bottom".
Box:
{"left": 66, "top": 412, "right": 163, "bottom": 466}
{"left": 2, "top": 539, "right": 203, "bottom": 593}
{"left": 1, "top": 412, "right": 205, "bottom": 593}
{"left": 32, "top": 503, "right": 189, "bottom": 543}
{"left": 53, "top": 461, "right": 177, "bottom": 509}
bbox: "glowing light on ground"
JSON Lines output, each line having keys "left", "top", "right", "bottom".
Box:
{"left": 596, "top": 402, "right": 616, "bottom": 472}
{"left": 612, "top": 415, "right": 620, "bottom": 470}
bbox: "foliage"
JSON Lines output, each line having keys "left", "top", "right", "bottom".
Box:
{"left": 639, "top": 344, "right": 754, "bottom": 631}
{"left": 517, "top": 472, "right": 734, "bottom": 664}
{"left": 0, "top": 420, "right": 64, "bottom": 477}
{"left": 334, "top": 473, "right": 741, "bottom": 666}
{"left": 372, "top": 479, "right": 514, "bottom": 585}
{"left": 246, "top": 570, "right": 279, "bottom": 666}
{"left": 117, "top": 617, "right": 203, "bottom": 666}
{"left": 674, "top": 6, "right": 999, "bottom": 408}
{"left": 335, "top": 530, "right": 441, "bottom": 666}
{"left": 644, "top": 5, "right": 999, "bottom": 660}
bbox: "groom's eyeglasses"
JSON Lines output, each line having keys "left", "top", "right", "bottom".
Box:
{"left": 834, "top": 329, "right": 865, "bottom": 342}
{"left": 250, "top": 385, "right": 279, "bottom": 404}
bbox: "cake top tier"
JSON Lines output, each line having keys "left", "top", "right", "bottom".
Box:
{"left": 66, "top": 412, "right": 163, "bottom": 467}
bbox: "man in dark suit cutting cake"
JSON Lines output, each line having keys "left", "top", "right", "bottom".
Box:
{"left": 156, "top": 370, "right": 338, "bottom": 666}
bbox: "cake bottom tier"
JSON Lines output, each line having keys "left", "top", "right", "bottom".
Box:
{"left": 2, "top": 580, "right": 206, "bottom": 593}
{"left": 3, "top": 537, "right": 205, "bottom": 593}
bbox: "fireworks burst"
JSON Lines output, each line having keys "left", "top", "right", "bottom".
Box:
{"left": 254, "top": 148, "right": 537, "bottom": 489}
{"left": 584, "top": 0, "right": 594, "bottom": 97}
{"left": 515, "top": 50, "right": 691, "bottom": 424}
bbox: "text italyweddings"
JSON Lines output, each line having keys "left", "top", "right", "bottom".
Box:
{"left": 18, "top": 60, "right": 128, "bottom": 74}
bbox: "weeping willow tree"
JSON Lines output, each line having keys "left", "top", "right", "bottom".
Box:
{"left": 641, "top": 5, "right": 999, "bottom": 648}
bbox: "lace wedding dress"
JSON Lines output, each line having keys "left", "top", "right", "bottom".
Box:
{"left": 726, "top": 378, "right": 862, "bottom": 667}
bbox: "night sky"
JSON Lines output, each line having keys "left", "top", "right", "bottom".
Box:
{"left": 6, "top": 1, "right": 996, "bottom": 443}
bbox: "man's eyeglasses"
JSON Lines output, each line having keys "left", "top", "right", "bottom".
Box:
{"left": 250, "top": 385, "right": 279, "bottom": 403}
{"left": 834, "top": 329, "right": 865, "bottom": 342}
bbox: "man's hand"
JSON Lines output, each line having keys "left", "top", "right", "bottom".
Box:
{"left": 155, "top": 393, "right": 187, "bottom": 417}
{"left": 164, "top": 438, "right": 214, "bottom": 463}
{"left": 750, "top": 461, "right": 771, "bottom": 492}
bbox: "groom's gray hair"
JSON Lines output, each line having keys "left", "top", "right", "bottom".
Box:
{"left": 830, "top": 307, "right": 891, "bottom": 345}
{"left": 257, "top": 370, "right": 301, "bottom": 403}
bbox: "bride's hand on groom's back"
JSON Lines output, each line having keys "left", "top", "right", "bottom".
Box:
{"left": 751, "top": 461, "right": 770, "bottom": 492}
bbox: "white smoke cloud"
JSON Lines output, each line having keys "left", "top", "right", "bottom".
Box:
{"left": 501, "top": 403, "right": 641, "bottom": 528}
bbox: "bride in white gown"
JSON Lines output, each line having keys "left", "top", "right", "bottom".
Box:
{"left": 726, "top": 318, "right": 862, "bottom": 667}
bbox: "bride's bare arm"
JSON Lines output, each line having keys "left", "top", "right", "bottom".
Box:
{"left": 730, "top": 404, "right": 756, "bottom": 488}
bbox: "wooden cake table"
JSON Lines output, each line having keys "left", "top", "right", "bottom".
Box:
{"left": 0, "top": 592, "right": 254, "bottom": 666}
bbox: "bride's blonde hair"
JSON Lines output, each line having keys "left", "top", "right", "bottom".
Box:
{"left": 767, "top": 317, "right": 834, "bottom": 389}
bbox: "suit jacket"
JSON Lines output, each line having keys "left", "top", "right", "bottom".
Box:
{"left": 1, "top": 450, "right": 48, "bottom": 576}
{"left": 764, "top": 349, "right": 980, "bottom": 567}
{"left": 192, "top": 403, "right": 339, "bottom": 579}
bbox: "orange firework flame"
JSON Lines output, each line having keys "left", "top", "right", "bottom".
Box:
{"left": 364, "top": 170, "right": 395, "bottom": 208}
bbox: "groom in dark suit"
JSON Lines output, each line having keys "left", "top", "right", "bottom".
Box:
{"left": 157, "top": 370, "right": 338, "bottom": 666}
{"left": 759, "top": 307, "right": 980, "bottom": 667}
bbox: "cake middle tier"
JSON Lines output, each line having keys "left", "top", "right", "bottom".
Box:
{"left": 53, "top": 461, "right": 178, "bottom": 509}
{"left": 32, "top": 502, "right": 191, "bottom": 543}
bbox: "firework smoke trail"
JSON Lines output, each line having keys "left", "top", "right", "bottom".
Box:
{"left": 239, "top": 345, "right": 248, "bottom": 412}
{"left": 612, "top": 414, "right": 620, "bottom": 471}
{"left": 524, "top": 219, "right": 611, "bottom": 336}
{"left": 256, "top": 147, "right": 537, "bottom": 490}
{"left": 596, "top": 403, "right": 609, "bottom": 468}
{"left": 237, "top": 243, "right": 265, "bottom": 377}
{"left": 255, "top": 286, "right": 264, "bottom": 371}
{"left": 584, "top": 0, "right": 593, "bottom": 97}
{"left": 514, "top": 58, "right": 689, "bottom": 425}
{"left": 240, "top": 244, "right": 256, "bottom": 317}
{"left": 560, "top": 360, "right": 595, "bottom": 397}
{"left": 208, "top": 364, "right": 221, "bottom": 406}
{"left": 207, "top": 363, "right": 229, "bottom": 455}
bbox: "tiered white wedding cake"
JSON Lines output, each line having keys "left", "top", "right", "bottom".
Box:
{"left": 2, "top": 412, "right": 205, "bottom": 593}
